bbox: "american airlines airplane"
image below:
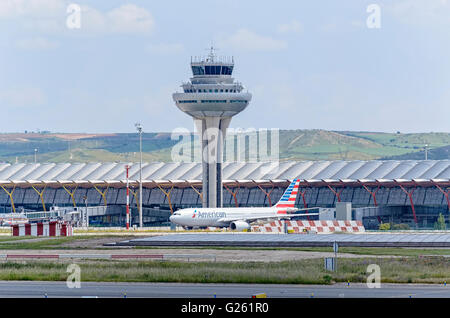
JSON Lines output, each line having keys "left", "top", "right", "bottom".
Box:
{"left": 169, "top": 179, "right": 319, "bottom": 231}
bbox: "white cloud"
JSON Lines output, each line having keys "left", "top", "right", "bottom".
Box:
{"left": 218, "top": 29, "right": 287, "bottom": 51}
{"left": 106, "top": 4, "right": 154, "bottom": 33}
{"left": 145, "top": 43, "right": 184, "bottom": 54}
{"left": 0, "top": 1, "right": 155, "bottom": 35}
{"left": 277, "top": 20, "right": 303, "bottom": 34}
{"left": 74, "top": 4, "right": 155, "bottom": 35}
{"left": 15, "top": 37, "right": 58, "bottom": 50}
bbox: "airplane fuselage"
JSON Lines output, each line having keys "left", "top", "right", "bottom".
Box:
{"left": 169, "top": 207, "right": 291, "bottom": 228}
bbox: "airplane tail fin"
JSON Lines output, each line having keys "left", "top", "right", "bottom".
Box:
{"left": 273, "top": 179, "right": 300, "bottom": 212}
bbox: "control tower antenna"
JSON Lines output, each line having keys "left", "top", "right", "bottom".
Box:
{"left": 173, "top": 50, "right": 252, "bottom": 208}
{"left": 206, "top": 45, "right": 218, "bottom": 62}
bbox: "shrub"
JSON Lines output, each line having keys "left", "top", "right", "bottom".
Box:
{"left": 379, "top": 223, "right": 390, "bottom": 231}
{"left": 434, "top": 213, "right": 447, "bottom": 230}
{"left": 391, "top": 223, "right": 410, "bottom": 230}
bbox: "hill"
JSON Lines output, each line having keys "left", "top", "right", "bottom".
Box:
{"left": 0, "top": 130, "right": 448, "bottom": 163}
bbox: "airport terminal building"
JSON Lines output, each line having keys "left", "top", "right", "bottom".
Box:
{"left": 0, "top": 160, "right": 448, "bottom": 229}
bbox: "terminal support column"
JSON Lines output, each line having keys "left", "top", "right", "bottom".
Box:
{"left": 31, "top": 184, "right": 47, "bottom": 212}
{"left": 255, "top": 181, "right": 274, "bottom": 207}
{"left": 433, "top": 183, "right": 450, "bottom": 212}
{"left": 361, "top": 183, "right": 382, "bottom": 222}
{"left": 62, "top": 184, "right": 78, "bottom": 207}
{"left": 397, "top": 183, "right": 418, "bottom": 225}
{"left": 157, "top": 184, "right": 174, "bottom": 214}
{"left": 223, "top": 182, "right": 240, "bottom": 207}
{"left": 189, "top": 184, "right": 203, "bottom": 203}
{"left": 93, "top": 184, "right": 109, "bottom": 206}
{"left": 0, "top": 185, "right": 16, "bottom": 213}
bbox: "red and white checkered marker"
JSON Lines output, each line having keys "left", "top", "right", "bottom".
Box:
{"left": 251, "top": 220, "right": 365, "bottom": 233}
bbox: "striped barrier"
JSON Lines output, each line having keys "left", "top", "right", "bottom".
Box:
{"left": 0, "top": 254, "right": 216, "bottom": 261}
{"left": 251, "top": 220, "right": 365, "bottom": 233}
{"left": 12, "top": 221, "right": 73, "bottom": 237}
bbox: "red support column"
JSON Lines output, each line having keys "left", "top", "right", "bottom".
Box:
{"left": 256, "top": 182, "right": 274, "bottom": 207}
{"left": 326, "top": 184, "right": 344, "bottom": 203}
{"left": 361, "top": 183, "right": 382, "bottom": 223}
{"left": 433, "top": 183, "right": 450, "bottom": 212}
{"left": 223, "top": 182, "right": 240, "bottom": 207}
{"left": 299, "top": 188, "right": 310, "bottom": 221}
{"left": 397, "top": 183, "right": 418, "bottom": 225}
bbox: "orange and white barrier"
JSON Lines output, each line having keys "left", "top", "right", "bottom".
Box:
{"left": 251, "top": 220, "right": 365, "bottom": 233}
{"left": 12, "top": 221, "right": 73, "bottom": 237}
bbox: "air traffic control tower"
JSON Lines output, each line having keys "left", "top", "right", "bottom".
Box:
{"left": 173, "top": 49, "right": 252, "bottom": 208}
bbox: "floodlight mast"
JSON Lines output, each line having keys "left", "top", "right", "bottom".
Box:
{"left": 135, "top": 122, "right": 143, "bottom": 228}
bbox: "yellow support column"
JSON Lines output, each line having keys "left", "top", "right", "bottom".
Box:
{"left": 129, "top": 188, "right": 140, "bottom": 215}
{"left": 189, "top": 184, "right": 203, "bottom": 202}
{"left": 157, "top": 184, "right": 174, "bottom": 214}
{"left": 31, "top": 184, "right": 47, "bottom": 212}
{"left": 93, "top": 184, "right": 109, "bottom": 206}
{"left": 0, "top": 184, "right": 16, "bottom": 213}
{"left": 62, "top": 184, "right": 78, "bottom": 207}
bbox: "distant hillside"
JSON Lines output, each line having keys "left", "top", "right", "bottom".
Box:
{"left": 382, "top": 145, "right": 450, "bottom": 160}
{"left": 0, "top": 130, "right": 448, "bottom": 163}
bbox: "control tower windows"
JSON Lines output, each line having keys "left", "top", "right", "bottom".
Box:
{"left": 192, "top": 66, "right": 205, "bottom": 75}
{"left": 221, "top": 66, "right": 233, "bottom": 75}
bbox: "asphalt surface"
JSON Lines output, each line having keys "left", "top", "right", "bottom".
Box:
{"left": 116, "top": 233, "right": 450, "bottom": 248}
{"left": 0, "top": 281, "right": 448, "bottom": 298}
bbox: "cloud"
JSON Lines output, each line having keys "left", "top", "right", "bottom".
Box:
{"left": 15, "top": 37, "right": 58, "bottom": 50}
{"left": 105, "top": 4, "right": 154, "bottom": 34}
{"left": 0, "top": 1, "right": 155, "bottom": 35}
{"left": 277, "top": 20, "right": 303, "bottom": 34}
{"left": 145, "top": 42, "right": 184, "bottom": 54}
{"left": 218, "top": 29, "right": 287, "bottom": 51}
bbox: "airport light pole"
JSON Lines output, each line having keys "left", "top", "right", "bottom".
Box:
{"left": 34, "top": 148, "right": 37, "bottom": 163}
{"left": 135, "top": 122, "right": 143, "bottom": 228}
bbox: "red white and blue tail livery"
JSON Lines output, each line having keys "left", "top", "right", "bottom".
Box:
{"left": 275, "top": 178, "right": 300, "bottom": 213}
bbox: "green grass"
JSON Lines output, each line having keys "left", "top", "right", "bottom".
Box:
{"left": 135, "top": 246, "right": 450, "bottom": 257}
{"left": 0, "top": 235, "right": 116, "bottom": 250}
{"left": 0, "top": 257, "right": 448, "bottom": 284}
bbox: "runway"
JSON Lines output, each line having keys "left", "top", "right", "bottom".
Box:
{"left": 114, "top": 233, "right": 450, "bottom": 248}
{"left": 0, "top": 281, "right": 448, "bottom": 298}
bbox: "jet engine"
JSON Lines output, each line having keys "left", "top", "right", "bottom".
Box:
{"left": 230, "top": 221, "right": 251, "bottom": 231}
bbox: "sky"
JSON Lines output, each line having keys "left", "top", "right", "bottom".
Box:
{"left": 0, "top": 0, "right": 449, "bottom": 134}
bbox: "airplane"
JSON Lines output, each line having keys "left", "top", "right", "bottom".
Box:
{"left": 169, "top": 178, "right": 319, "bottom": 231}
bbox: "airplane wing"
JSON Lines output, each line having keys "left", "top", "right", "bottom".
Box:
{"left": 217, "top": 212, "right": 319, "bottom": 224}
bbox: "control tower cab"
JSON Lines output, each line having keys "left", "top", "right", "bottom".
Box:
{"left": 173, "top": 48, "right": 252, "bottom": 208}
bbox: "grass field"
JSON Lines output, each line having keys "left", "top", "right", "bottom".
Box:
{"left": 0, "top": 257, "right": 448, "bottom": 284}
{"left": 135, "top": 246, "right": 450, "bottom": 257}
